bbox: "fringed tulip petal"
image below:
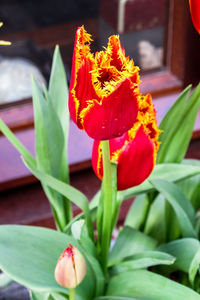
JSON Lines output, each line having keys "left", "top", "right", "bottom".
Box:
{"left": 82, "top": 79, "right": 138, "bottom": 140}
{"left": 189, "top": 0, "right": 200, "bottom": 34}
{"left": 92, "top": 94, "right": 160, "bottom": 190}
{"left": 117, "top": 126, "right": 154, "bottom": 190}
{"left": 69, "top": 56, "right": 99, "bottom": 128}
{"left": 69, "top": 26, "right": 140, "bottom": 140}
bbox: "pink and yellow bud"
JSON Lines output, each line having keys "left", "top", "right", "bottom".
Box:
{"left": 55, "top": 244, "right": 86, "bottom": 289}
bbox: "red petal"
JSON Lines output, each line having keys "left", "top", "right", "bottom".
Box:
{"left": 117, "top": 126, "right": 154, "bottom": 190}
{"left": 69, "top": 27, "right": 99, "bottom": 129}
{"left": 108, "top": 35, "right": 125, "bottom": 71}
{"left": 82, "top": 79, "right": 138, "bottom": 140}
{"left": 92, "top": 126, "right": 154, "bottom": 190}
{"left": 189, "top": 0, "right": 200, "bottom": 34}
{"left": 69, "top": 56, "right": 99, "bottom": 128}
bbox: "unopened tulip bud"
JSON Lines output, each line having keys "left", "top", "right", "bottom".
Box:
{"left": 55, "top": 244, "right": 86, "bottom": 288}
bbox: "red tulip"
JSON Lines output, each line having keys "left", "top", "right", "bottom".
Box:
{"left": 92, "top": 94, "right": 160, "bottom": 190}
{"left": 189, "top": 0, "right": 200, "bottom": 34}
{"left": 55, "top": 244, "right": 86, "bottom": 288}
{"left": 69, "top": 26, "right": 140, "bottom": 140}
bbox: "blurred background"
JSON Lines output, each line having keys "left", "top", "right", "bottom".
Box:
{"left": 0, "top": 0, "right": 166, "bottom": 105}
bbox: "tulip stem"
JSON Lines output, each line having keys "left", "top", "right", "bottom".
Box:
{"left": 101, "top": 140, "right": 113, "bottom": 274}
{"left": 69, "top": 288, "right": 76, "bottom": 300}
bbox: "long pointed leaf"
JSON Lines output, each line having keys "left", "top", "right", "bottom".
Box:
{"left": 119, "top": 163, "right": 200, "bottom": 201}
{"left": 151, "top": 179, "right": 197, "bottom": 238}
{"left": 157, "top": 84, "right": 200, "bottom": 163}
{"left": 106, "top": 270, "right": 200, "bottom": 299}
{"left": 23, "top": 159, "right": 93, "bottom": 240}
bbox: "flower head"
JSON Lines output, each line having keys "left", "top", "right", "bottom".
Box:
{"left": 189, "top": 0, "right": 200, "bottom": 34}
{"left": 55, "top": 244, "right": 86, "bottom": 288}
{"left": 69, "top": 26, "right": 140, "bottom": 140}
{"left": 92, "top": 94, "right": 160, "bottom": 190}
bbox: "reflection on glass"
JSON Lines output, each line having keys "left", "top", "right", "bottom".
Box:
{"left": 0, "top": 0, "right": 165, "bottom": 106}
{"left": 100, "top": 0, "right": 165, "bottom": 71}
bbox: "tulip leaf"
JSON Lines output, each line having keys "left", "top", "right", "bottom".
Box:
{"left": 110, "top": 251, "right": 175, "bottom": 275}
{"left": 49, "top": 46, "right": 69, "bottom": 143}
{"left": 95, "top": 297, "right": 148, "bottom": 300}
{"left": 178, "top": 159, "right": 200, "bottom": 211}
{"left": 108, "top": 226, "right": 157, "bottom": 267}
{"left": 73, "top": 222, "right": 105, "bottom": 297}
{"left": 32, "top": 78, "right": 70, "bottom": 230}
{"left": 106, "top": 270, "right": 200, "bottom": 299}
{"left": 189, "top": 247, "right": 200, "bottom": 286}
{"left": 30, "top": 290, "right": 67, "bottom": 300}
{"left": 48, "top": 46, "right": 70, "bottom": 184}
{"left": 125, "top": 194, "right": 149, "bottom": 230}
{"left": 151, "top": 179, "right": 197, "bottom": 238}
{"left": 159, "top": 238, "right": 200, "bottom": 274}
{"left": 0, "top": 225, "right": 96, "bottom": 300}
{"left": 144, "top": 194, "right": 167, "bottom": 244}
{"left": 32, "top": 78, "right": 64, "bottom": 178}
{"left": 0, "top": 272, "right": 13, "bottom": 289}
{"left": 23, "top": 159, "right": 94, "bottom": 240}
{"left": 157, "top": 83, "right": 200, "bottom": 163}
{"left": 119, "top": 163, "right": 200, "bottom": 201}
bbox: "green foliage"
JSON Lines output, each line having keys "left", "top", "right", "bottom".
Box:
{"left": 108, "top": 226, "right": 157, "bottom": 267}
{"left": 157, "top": 84, "right": 200, "bottom": 163}
{"left": 0, "top": 225, "right": 97, "bottom": 300}
{"left": 110, "top": 251, "right": 175, "bottom": 275}
{"left": 106, "top": 270, "right": 200, "bottom": 299}
{"left": 23, "top": 159, "right": 94, "bottom": 240}
{"left": 151, "top": 179, "right": 197, "bottom": 238}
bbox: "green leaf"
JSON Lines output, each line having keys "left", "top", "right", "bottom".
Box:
{"left": 110, "top": 251, "right": 175, "bottom": 275}
{"left": 0, "top": 225, "right": 95, "bottom": 300}
{"left": 119, "top": 163, "right": 200, "bottom": 201}
{"left": 32, "top": 78, "right": 64, "bottom": 177}
{"left": 73, "top": 222, "right": 105, "bottom": 297}
{"left": 23, "top": 159, "right": 94, "bottom": 240}
{"left": 48, "top": 46, "right": 70, "bottom": 184}
{"left": 144, "top": 194, "right": 167, "bottom": 244}
{"left": 108, "top": 226, "right": 157, "bottom": 267}
{"left": 151, "top": 179, "right": 197, "bottom": 238}
{"left": 30, "top": 290, "right": 46, "bottom": 300}
{"left": 0, "top": 272, "right": 13, "bottom": 288}
{"left": 106, "top": 270, "right": 200, "bottom": 299}
{"left": 178, "top": 160, "right": 200, "bottom": 211}
{"left": 157, "top": 84, "right": 200, "bottom": 163}
{"left": 71, "top": 220, "right": 85, "bottom": 240}
{"left": 159, "top": 238, "right": 200, "bottom": 273}
{"left": 125, "top": 194, "right": 149, "bottom": 230}
{"left": 49, "top": 46, "right": 69, "bottom": 142}
{"left": 189, "top": 247, "right": 200, "bottom": 286}
{"left": 95, "top": 297, "right": 148, "bottom": 300}
{"left": 30, "top": 290, "right": 67, "bottom": 300}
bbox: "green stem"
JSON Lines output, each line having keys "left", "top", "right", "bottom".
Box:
{"left": 101, "top": 140, "right": 113, "bottom": 274}
{"left": 69, "top": 288, "right": 76, "bottom": 300}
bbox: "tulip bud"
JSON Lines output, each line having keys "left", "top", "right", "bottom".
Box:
{"left": 55, "top": 244, "right": 86, "bottom": 288}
